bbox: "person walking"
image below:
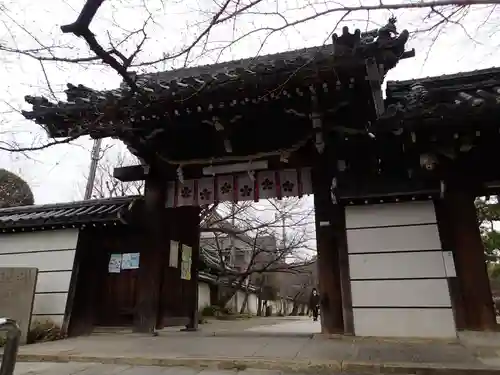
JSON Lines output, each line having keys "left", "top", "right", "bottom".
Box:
{"left": 309, "top": 288, "right": 320, "bottom": 322}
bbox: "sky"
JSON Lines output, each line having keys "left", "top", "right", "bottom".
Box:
{"left": 0, "top": 0, "right": 499, "bottom": 205}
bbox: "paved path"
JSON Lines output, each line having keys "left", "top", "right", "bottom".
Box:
{"left": 13, "top": 362, "right": 347, "bottom": 375}
{"left": 10, "top": 333, "right": 500, "bottom": 371}
{"left": 7, "top": 318, "right": 500, "bottom": 374}
{"left": 158, "top": 317, "right": 319, "bottom": 337}
{"left": 244, "top": 318, "right": 321, "bottom": 334}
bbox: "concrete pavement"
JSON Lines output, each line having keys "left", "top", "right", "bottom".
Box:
{"left": 155, "top": 316, "right": 320, "bottom": 338}
{"left": 10, "top": 333, "right": 500, "bottom": 374}
{"left": 13, "top": 362, "right": 333, "bottom": 375}
{"left": 6, "top": 318, "right": 500, "bottom": 374}
{"left": 244, "top": 318, "right": 321, "bottom": 334}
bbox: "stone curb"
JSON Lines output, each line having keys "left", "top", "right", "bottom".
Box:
{"left": 341, "top": 360, "right": 500, "bottom": 375}
{"left": 16, "top": 355, "right": 341, "bottom": 373}
{"left": 15, "top": 354, "right": 500, "bottom": 374}
{"left": 312, "top": 333, "right": 460, "bottom": 345}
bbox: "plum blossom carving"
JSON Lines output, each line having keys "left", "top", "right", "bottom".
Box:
{"left": 261, "top": 178, "right": 274, "bottom": 191}
{"left": 220, "top": 182, "right": 232, "bottom": 195}
{"left": 200, "top": 188, "right": 212, "bottom": 201}
{"left": 180, "top": 186, "right": 192, "bottom": 198}
{"left": 282, "top": 180, "right": 295, "bottom": 193}
{"left": 240, "top": 185, "right": 252, "bottom": 197}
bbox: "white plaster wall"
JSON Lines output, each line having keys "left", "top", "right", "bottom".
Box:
{"left": 345, "top": 201, "right": 456, "bottom": 338}
{"left": 198, "top": 282, "right": 212, "bottom": 311}
{"left": 197, "top": 282, "right": 259, "bottom": 314}
{"left": 233, "top": 290, "right": 247, "bottom": 313}
{"left": 264, "top": 299, "right": 307, "bottom": 316}
{"left": 349, "top": 251, "right": 449, "bottom": 280}
{"left": 247, "top": 293, "right": 259, "bottom": 315}
{"left": 0, "top": 229, "right": 79, "bottom": 327}
{"left": 353, "top": 308, "right": 456, "bottom": 338}
{"left": 347, "top": 224, "right": 441, "bottom": 253}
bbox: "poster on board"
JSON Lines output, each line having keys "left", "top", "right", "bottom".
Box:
{"left": 121, "top": 253, "right": 140, "bottom": 270}
{"left": 180, "top": 245, "right": 192, "bottom": 280}
{"left": 169, "top": 241, "right": 179, "bottom": 268}
{"left": 108, "top": 254, "right": 122, "bottom": 273}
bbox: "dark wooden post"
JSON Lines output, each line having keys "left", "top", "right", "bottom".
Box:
{"left": 67, "top": 228, "right": 107, "bottom": 336}
{"left": 181, "top": 206, "right": 201, "bottom": 331}
{"left": 434, "top": 199, "right": 467, "bottom": 331}
{"left": 134, "top": 172, "right": 167, "bottom": 333}
{"left": 312, "top": 163, "right": 345, "bottom": 334}
{"left": 442, "top": 187, "right": 496, "bottom": 331}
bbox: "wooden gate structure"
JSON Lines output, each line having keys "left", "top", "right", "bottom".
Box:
{"left": 22, "top": 19, "right": 500, "bottom": 338}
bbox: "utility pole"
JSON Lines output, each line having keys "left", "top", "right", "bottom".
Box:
{"left": 282, "top": 214, "right": 286, "bottom": 250}
{"left": 84, "top": 138, "right": 102, "bottom": 200}
{"left": 276, "top": 212, "right": 288, "bottom": 250}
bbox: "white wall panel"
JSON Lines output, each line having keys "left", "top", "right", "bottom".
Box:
{"left": 35, "top": 271, "right": 72, "bottom": 293}
{"left": 351, "top": 279, "right": 452, "bottom": 307}
{"left": 347, "top": 224, "right": 441, "bottom": 253}
{"left": 0, "top": 229, "right": 79, "bottom": 327}
{"left": 346, "top": 201, "right": 436, "bottom": 229}
{"left": 346, "top": 202, "right": 456, "bottom": 338}
{"left": 32, "top": 293, "right": 68, "bottom": 315}
{"left": 198, "top": 282, "right": 211, "bottom": 311}
{"left": 247, "top": 294, "right": 259, "bottom": 315}
{"left": 353, "top": 308, "right": 456, "bottom": 338}
{"left": 0, "top": 229, "right": 79, "bottom": 254}
{"left": 349, "top": 251, "right": 448, "bottom": 280}
{"left": 0, "top": 250, "right": 76, "bottom": 272}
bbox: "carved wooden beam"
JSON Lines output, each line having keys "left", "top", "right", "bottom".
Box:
{"left": 365, "top": 57, "right": 385, "bottom": 119}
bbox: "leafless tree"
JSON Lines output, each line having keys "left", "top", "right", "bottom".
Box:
{"left": 277, "top": 259, "right": 318, "bottom": 315}
{"left": 200, "top": 197, "right": 316, "bottom": 313}
{"left": 0, "top": 0, "right": 499, "bottom": 153}
{"left": 81, "top": 142, "right": 144, "bottom": 199}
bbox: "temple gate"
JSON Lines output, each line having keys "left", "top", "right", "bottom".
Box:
{"left": 22, "top": 19, "right": 500, "bottom": 338}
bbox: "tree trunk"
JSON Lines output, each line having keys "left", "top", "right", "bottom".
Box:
{"left": 290, "top": 291, "right": 302, "bottom": 316}
{"left": 257, "top": 290, "right": 263, "bottom": 316}
{"left": 239, "top": 291, "right": 249, "bottom": 314}
{"left": 217, "top": 286, "right": 237, "bottom": 309}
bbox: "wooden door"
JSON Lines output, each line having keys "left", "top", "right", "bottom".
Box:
{"left": 95, "top": 253, "right": 139, "bottom": 327}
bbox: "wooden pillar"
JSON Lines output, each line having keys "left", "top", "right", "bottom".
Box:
{"left": 434, "top": 199, "right": 467, "bottom": 331}
{"left": 442, "top": 188, "right": 496, "bottom": 331}
{"left": 134, "top": 172, "right": 166, "bottom": 333}
{"left": 67, "top": 228, "right": 106, "bottom": 336}
{"left": 180, "top": 206, "right": 201, "bottom": 331}
{"left": 312, "top": 165, "right": 345, "bottom": 334}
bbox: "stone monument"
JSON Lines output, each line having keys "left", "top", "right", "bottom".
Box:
{"left": 0, "top": 267, "right": 38, "bottom": 344}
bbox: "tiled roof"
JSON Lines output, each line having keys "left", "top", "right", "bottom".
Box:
{"left": 380, "top": 67, "right": 500, "bottom": 125}
{"left": 200, "top": 247, "right": 238, "bottom": 274}
{"left": 0, "top": 196, "right": 136, "bottom": 230}
{"left": 22, "top": 21, "right": 410, "bottom": 140}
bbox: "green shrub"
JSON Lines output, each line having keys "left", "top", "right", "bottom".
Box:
{"left": 27, "top": 320, "right": 64, "bottom": 344}
{"left": 201, "top": 305, "right": 219, "bottom": 317}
